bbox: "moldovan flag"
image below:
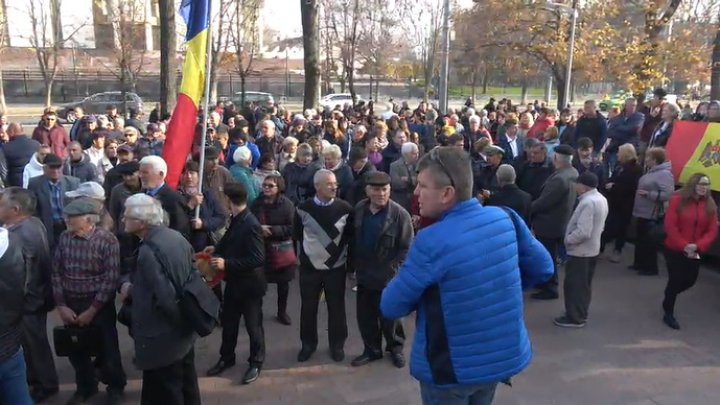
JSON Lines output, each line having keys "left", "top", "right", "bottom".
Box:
{"left": 665, "top": 121, "right": 720, "bottom": 191}
{"left": 162, "top": 0, "right": 210, "bottom": 189}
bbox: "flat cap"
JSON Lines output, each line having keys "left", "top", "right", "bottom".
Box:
{"left": 63, "top": 198, "right": 100, "bottom": 217}
{"left": 365, "top": 171, "right": 391, "bottom": 187}
{"left": 485, "top": 145, "right": 506, "bottom": 156}
{"left": 115, "top": 161, "right": 140, "bottom": 175}
{"left": 43, "top": 154, "right": 63, "bottom": 168}
{"left": 117, "top": 144, "right": 134, "bottom": 154}
{"left": 66, "top": 182, "right": 105, "bottom": 200}
{"left": 554, "top": 144, "right": 574, "bottom": 156}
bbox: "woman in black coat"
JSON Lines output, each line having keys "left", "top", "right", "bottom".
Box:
{"left": 600, "top": 143, "right": 643, "bottom": 262}
{"left": 250, "top": 173, "right": 296, "bottom": 326}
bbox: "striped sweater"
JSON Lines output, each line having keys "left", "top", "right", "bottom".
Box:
{"left": 294, "top": 198, "right": 353, "bottom": 271}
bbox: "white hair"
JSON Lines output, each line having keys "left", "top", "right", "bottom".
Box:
{"left": 355, "top": 125, "right": 367, "bottom": 133}
{"left": 124, "top": 193, "right": 165, "bottom": 226}
{"left": 322, "top": 144, "right": 342, "bottom": 160}
{"left": 401, "top": 142, "right": 418, "bottom": 155}
{"left": 313, "top": 168, "right": 335, "bottom": 186}
{"left": 468, "top": 115, "right": 480, "bottom": 124}
{"left": 262, "top": 119, "right": 276, "bottom": 129}
{"left": 233, "top": 146, "right": 252, "bottom": 164}
{"left": 210, "top": 111, "right": 221, "bottom": 121}
{"left": 123, "top": 126, "right": 139, "bottom": 136}
{"left": 139, "top": 155, "right": 168, "bottom": 179}
{"left": 282, "top": 136, "right": 299, "bottom": 147}
{"left": 466, "top": 108, "right": 476, "bottom": 116}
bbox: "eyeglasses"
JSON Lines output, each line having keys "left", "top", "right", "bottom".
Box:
{"left": 698, "top": 182, "right": 711, "bottom": 186}
{"left": 262, "top": 184, "right": 277, "bottom": 189}
{"left": 429, "top": 147, "right": 455, "bottom": 188}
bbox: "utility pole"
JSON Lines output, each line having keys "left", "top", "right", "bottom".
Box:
{"left": 439, "top": 0, "right": 450, "bottom": 114}
{"left": 563, "top": 0, "right": 578, "bottom": 109}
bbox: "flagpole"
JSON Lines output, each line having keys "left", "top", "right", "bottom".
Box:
{"left": 195, "top": 0, "right": 213, "bottom": 220}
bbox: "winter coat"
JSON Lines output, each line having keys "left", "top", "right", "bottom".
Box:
{"left": 346, "top": 162, "right": 376, "bottom": 207}
{"left": 0, "top": 229, "right": 27, "bottom": 363}
{"left": 531, "top": 166, "right": 579, "bottom": 238}
{"left": 526, "top": 117, "right": 555, "bottom": 139}
{"left": 389, "top": 158, "right": 416, "bottom": 212}
{"left": 607, "top": 112, "right": 644, "bottom": 153}
{"left": 22, "top": 152, "right": 45, "bottom": 188}
{"left": 63, "top": 154, "right": 98, "bottom": 183}
{"left": 282, "top": 161, "right": 320, "bottom": 205}
{"left": 516, "top": 159, "right": 554, "bottom": 200}
{"left": 32, "top": 124, "right": 71, "bottom": 159}
{"left": 381, "top": 199, "right": 553, "bottom": 386}
{"left": 5, "top": 135, "right": 40, "bottom": 187}
{"left": 564, "top": 189, "right": 609, "bottom": 257}
{"left": 606, "top": 160, "right": 642, "bottom": 218}
{"left": 179, "top": 189, "right": 229, "bottom": 253}
{"left": 250, "top": 195, "right": 297, "bottom": 284}
{"left": 574, "top": 113, "right": 607, "bottom": 153}
{"left": 485, "top": 184, "right": 532, "bottom": 226}
{"left": 632, "top": 161, "right": 675, "bottom": 220}
{"left": 229, "top": 164, "right": 260, "bottom": 205}
{"left": 330, "top": 162, "right": 354, "bottom": 202}
{"left": 215, "top": 209, "right": 266, "bottom": 298}
{"left": 381, "top": 143, "right": 402, "bottom": 173}
{"left": 664, "top": 193, "right": 719, "bottom": 254}
{"left": 648, "top": 120, "right": 674, "bottom": 148}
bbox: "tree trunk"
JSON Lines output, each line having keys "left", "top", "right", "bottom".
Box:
{"left": 520, "top": 80, "right": 528, "bottom": 105}
{"left": 159, "top": 0, "right": 177, "bottom": 116}
{"left": 470, "top": 69, "right": 477, "bottom": 101}
{"left": 712, "top": 18, "right": 720, "bottom": 100}
{"left": 555, "top": 75, "right": 566, "bottom": 111}
{"left": 240, "top": 74, "right": 246, "bottom": 107}
{"left": 121, "top": 66, "right": 128, "bottom": 117}
{"left": 44, "top": 80, "right": 53, "bottom": 107}
{"left": 481, "top": 67, "right": 489, "bottom": 95}
{"left": 301, "top": 0, "right": 320, "bottom": 110}
{"left": 0, "top": 68, "right": 6, "bottom": 114}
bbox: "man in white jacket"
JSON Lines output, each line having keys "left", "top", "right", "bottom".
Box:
{"left": 555, "top": 171, "right": 608, "bottom": 328}
{"left": 22, "top": 144, "right": 51, "bottom": 188}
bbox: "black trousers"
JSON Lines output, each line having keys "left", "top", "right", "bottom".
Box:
{"left": 563, "top": 256, "right": 598, "bottom": 323}
{"left": 536, "top": 236, "right": 561, "bottom": 293}
{"left": 21, "top": 312, "right": 59, "bottom": 391}
{"left": 662, "top": 250, "right": 701, "bottom": 315}
{"left": 633, "top": 218, "right": 659, "bottom": 273}
{"left": 299, "top": 267, "right": 347, "bottom": 351}
{"left": 219, "top": 285, "right": 265, "bottom": 367}
{"left": 277, "top": 282, "right": 289, "bottom": 315}
{"left": 141, "top": 348, "right": 201, "bottom": 405}
{"left": 66, "top": 301, "right": 126, "bottom": 395}
{"left": 356, "top": 286, "right": 404, "bottom": 355}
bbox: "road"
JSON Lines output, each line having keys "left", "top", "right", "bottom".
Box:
{"left": 40, "top": 248, "right": 720, "bottom": 404}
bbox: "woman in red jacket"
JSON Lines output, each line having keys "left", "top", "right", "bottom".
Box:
{"left": 662, "top": 173, "right": 718, "bottom": 329}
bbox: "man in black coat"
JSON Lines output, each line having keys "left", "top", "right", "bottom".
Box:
{"left": 205, "top": 182, "right": 266, "bottom": 385}
{"left": 516, "top": 143, "right": 554, "bottom": 201}
{"left": 4, "top": 123, "right": 40, "bottom": 187}
{"left": 345, "top": 147, "right": 376, "bottom": 206}
{"left": 486, "top": 164, "right": 532, "bottom": 226}
{"left": 574, "top": 101, "right": 607, "bottom": 155}
{"left": 138, "top": 156, "right": 191, "bottom": 240}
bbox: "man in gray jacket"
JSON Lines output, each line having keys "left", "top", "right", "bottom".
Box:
{"left": 0, "top": 188, "right": 59, "bottom": 402}
{"left": 530, "top": 144, "right": 579, "bottom": 300}
{"left": 554, "top": 172, "right": 608, "bottom": 328}
{"left": 350, "top": 171, "right": 414, "bottom": 369}
{"left": 118, "top": 193, "right": 200, "bottom": 404}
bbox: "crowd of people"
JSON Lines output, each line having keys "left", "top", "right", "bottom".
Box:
{"left": 0, "top": 86, "right": 717, "bottom": 405}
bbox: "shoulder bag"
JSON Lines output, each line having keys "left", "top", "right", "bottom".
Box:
{"left": 258, "top": 206, "right": 296, "bottom": 270}
{"left": 649, "top": 192, "right": 667, "bottom": 247}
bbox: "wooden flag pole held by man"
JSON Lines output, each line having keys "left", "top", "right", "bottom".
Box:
{"left": 195, "top": 0, "right": 214, "bottom": 220}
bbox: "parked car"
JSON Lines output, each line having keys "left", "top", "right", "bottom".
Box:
{"left": 232, "top": 91, "right": 275, "bottom": 107}
{"left": 321, "top": 93, "right": 364, "bottom": 109}
{"left": 59, "top": 92, "right": 144, "bottom": 122}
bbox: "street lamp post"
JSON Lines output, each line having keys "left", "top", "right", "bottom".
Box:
{"left": 563, "top": 0, "right": 579, "bottom": 108}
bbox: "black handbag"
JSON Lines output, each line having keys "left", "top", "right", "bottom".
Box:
{"left": 53, "top": 325, "right": 102, "bottom": 357}
{"left": 144, "top": 241, "right": 221, "bottom": 337}
{"left": 649, "top": 193, "right": 667, "bottom": 246}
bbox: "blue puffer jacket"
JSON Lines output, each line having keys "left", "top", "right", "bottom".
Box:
{"left": 381, "top": 199, "right": 553, "bottom": 386}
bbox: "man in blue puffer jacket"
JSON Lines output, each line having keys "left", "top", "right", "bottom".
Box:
{"left": 381, "top": 146, "right": 553, "bottom": 405}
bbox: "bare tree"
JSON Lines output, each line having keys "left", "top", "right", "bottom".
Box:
{"left": 229, "top": 0, "right": 262, "bottom": 108}
{"left": 301, "top": 0, "right": 320, "bottom": 109}
{"left": 403, "top": 1, "right": 443, "bottom": 101}
{"left": 209, "top": 0, "right": 233, "bottom": 102}
{"left": 0, "top": 0, "right": 8, "bottom": 113}
{"left": 26, "top": 0, "right": 86, "bottom": 107}
{"left": 159, "top": 0, "right": 177, "bottom": 116}
{"left": 320, "top": 0, "right": 361, "bottom": 101}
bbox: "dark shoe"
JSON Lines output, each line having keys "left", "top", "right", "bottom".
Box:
{"left": 276, "top": 312, "right": 292, "bottom": 326}
{"left": 351, "top": 351, "right": 383, "bottom": 367}
{"left": 638, "top": 270, "right": 659, "bottom": 276}
{"left": 627, "top": 265, "right": 639, "bottom": 271}
{"left": 241, "top": 366, "right": 261, "bottom": 384}
{"left": 390, "top": 352, "right": 406, "bottom": 368}
{"left": 531, "top": 290, "right": 559, "bottom": 300}
{"left": 106, "top": 388, "right": 123, "bottom": 405}
{"left": 66, "top": 388, "right": 99, "bottom": 405}
{"left": 553, "top": 316, "right": 586, "bottom": 328}
{"left": 663, "top": 313, "right": 680, "bottom": 330}
{"left": 297, "top": 347, "right": 315, "bottom": 362}
{"left": 31, "top": 387, "right": 59, "bottom": 403}
{"left": 330, "top": 348, "right": 345, "bottom": 362}
{"left": 206, "top": 358, "right": 236, "bottom": 376}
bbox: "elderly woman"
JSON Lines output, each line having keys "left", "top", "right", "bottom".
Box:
{"left": 649, "top": 102, "right": 679, "bottom": 148}
{"left": 253, "top": 154, "right": 279, "bottom": 186}
{"left": 389, "top": 142, "right": 419, "bottom": 211}
{"left": 230, "top": 146, "right": 260, "bottom": 205}
{"left": 250, "top": 174, "right": 296, "bottom": 326}
{"left": 118, "top": 194, "right": 201, "bottom": 404}
{"left": 178, "top": 161, "right": 228, "bottom": 252}
{"left": 278, "top": 137, "right": 298, "bottom": 171}
{"left": 282, "top": 143, "right": 319, "bottom": 205}
{"left": 631, "top": 147, "right": 675, "bottom": 276}
{"left": 322, "top": 144, "right": 354, "bottom": 200}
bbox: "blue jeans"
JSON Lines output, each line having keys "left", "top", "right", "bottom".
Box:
{"left": 420, "top": 382, "right": 498, "bottom": 405}
{"left": 0, "top": 349, "right": 33, "bottom": 405}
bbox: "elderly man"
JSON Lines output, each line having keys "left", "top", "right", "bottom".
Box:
{"left": 5, "top": 123, "right": 41, "bottom": 187}
{"left": 28, "top": 154, "right": 80, "bottom": 251}
{"left": 230, "top": 146, "right": 260, "bottom": 205}
{"left": 381, "top": 130, "right": 407, "bottom": 173}
{"left": 0, "top": 188, "right": 58, "bottom": 403}
{"left": 605, "top": 98, "right": 645, "bottom": 169}
{"left": 346, "top": 147, "right": 376, "bottom": 206}
{"left": 464, "top": 115, "right": 490, "bottom": 151}
{"left": 23, "top": 144, "right": 51, "bottom": 188}
{"left": 486, "top": 164, "right": 532, "bottom": 226}
{"left": 138, "top": 155, "right": 190, "bottom": 239}
{"left": 118, "top": 194, "right": 200, "bottom": 403}
{"left": 389, "top": 143, "right": 419, "bottom": 212}
{"left": 294, "top": 169, "right": 354, "bottom": 363}
{"left": 530, "top": 144, "right": 579, "bottom": 300}
{"left": 52, "top": 199, "right": 126, "bottom": 404}
{"left": 474, "top": 145, "right": 504, "bottom": 202}
{"left": 63, "top": 141, "right": 98, "bottom": 183}
{"left": 205, "top": 182, "right": 266, "bottom": 385}
{"left": 351, "top": 171, "right": 413, "bottom": 369}
{"left": 255, "top": 120, "right": 283, "bottom": 159}
{"left": 516, "top": 142, "right": 554, "bottom": 200}
{"left": 554, "top": 172, "right": 608, "bottom": 328}
{"left": 381, "top": 147, "right": 553, "bottom": 405}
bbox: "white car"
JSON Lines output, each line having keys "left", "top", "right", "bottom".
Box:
{"left": 321, "top": 93, "right": 364, "bottom": 109}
